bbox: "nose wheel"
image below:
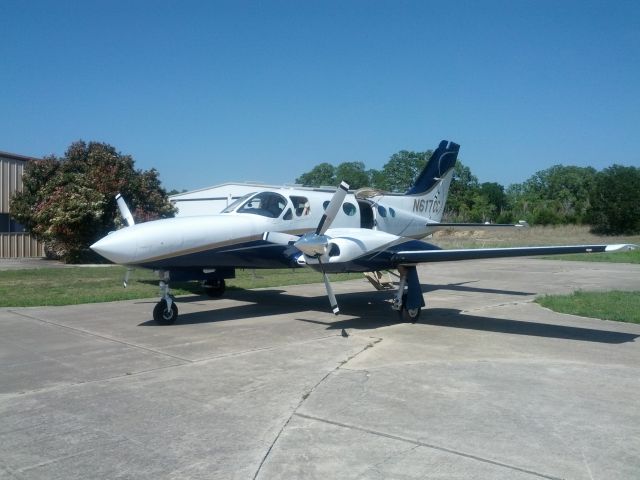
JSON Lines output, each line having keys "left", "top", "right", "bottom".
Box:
{"left": 153, "top": 271, "right": 178, "bottom": 325}
{"left": 153, "top": 298, "right": 178, "bottom": 325}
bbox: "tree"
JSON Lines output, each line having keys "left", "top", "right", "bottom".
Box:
{"left": 507, "top": 165, "right": 597, "bottom": 225}
{"left": 479, "top": 182, "right": 507, "bottom": 213}
{"left": 444, "top": 161, "right": 480, "bottom": 221}
{"left": 11, "top": 141, "right": 175, "bottom": 263}
{"left": 374, "top": 150, "right": 432, "bottom": 192}
{"left": 295, "top": 163, "right": 335, "bottom": 187}
{"left": 335, "top": 161, "right": 370, "bottom": 189}
{"left": 588, "top": 164, "right": 640, "bottom": 234}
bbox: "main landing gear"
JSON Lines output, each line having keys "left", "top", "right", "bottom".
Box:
{"left": 391, "top": 265, "right": 425, "bottom": 322}
{"left": 203, "top": 279, "right": 226, "bottom": 297}
{"left": 153, "top": 271, "right": 178, "bottom": 325}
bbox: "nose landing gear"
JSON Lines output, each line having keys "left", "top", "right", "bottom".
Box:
{"left": 153, "top": 271, "right": 178, "bottom": 325}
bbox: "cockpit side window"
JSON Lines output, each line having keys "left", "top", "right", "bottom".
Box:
{"left": 237, "top": 192, "right": 288, "bottom": 218}
{"left": 290, "top": 196, "right": 310, "bottom": 216}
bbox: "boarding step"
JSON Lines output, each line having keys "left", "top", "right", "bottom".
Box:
{"left": 363, "top": 271, "right": 397, "bottom": 291}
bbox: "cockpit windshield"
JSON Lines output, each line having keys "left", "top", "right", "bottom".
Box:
{"left": 221, "top": 192, "right": 256, "bottom": 213}
{"left": 235, "top": 192, "right": 288, "bottom": 218}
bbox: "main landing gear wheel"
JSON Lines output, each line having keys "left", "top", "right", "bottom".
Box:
{"left": 203, "top": 279, "right": 226, "bottom": 297}
{"left": 397, "top": 293, "right": 422, "bottom": 323}
{"left": 153, "top": 298, "right": 178, "bottom": 325}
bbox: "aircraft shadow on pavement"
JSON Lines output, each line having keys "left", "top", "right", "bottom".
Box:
{"left": 416, "top": 309, "right": 638, "bottom": 344}
{"left": 138, "top": 286, "right": 638, "bottom": 345}
{"left": 420, "top": 280, "right": 534, "bottom": 296}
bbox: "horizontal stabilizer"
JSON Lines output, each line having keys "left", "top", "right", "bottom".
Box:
{"left": 428, "top": 221, "right": 529, "bottom": 231}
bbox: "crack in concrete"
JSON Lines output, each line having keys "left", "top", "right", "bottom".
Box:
{"left": 0, "top": 462, "right": 22, "bottom": 480}
{"left": 1, "top": 334, "right": 346, "bottom": 402}
{"left": 252, "top": 334, "right": 383, "bottom": 480}
{"left": 9, "top": 310, "right": 192, "bottom": 363}
{"left": 293, "top": 413, "right": 564, "bottom": 480}
{"left": 356, "top": 444, "right": 420, "bottom": 479}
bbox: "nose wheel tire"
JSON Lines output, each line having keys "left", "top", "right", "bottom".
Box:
{"left": 153, "top": 299, "right": 178, "bottom": 325}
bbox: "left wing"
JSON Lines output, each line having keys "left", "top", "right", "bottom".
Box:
{"left": 289, "top": 227, "right": 637, "bottom": 271}
{"left": 391, "top": 243, "right": 636, "bottom": 264}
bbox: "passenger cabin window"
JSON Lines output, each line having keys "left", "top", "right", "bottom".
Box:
{"left": 342, "top": 202, "right": 357, "bottom": 216}
{"left": 237, "top": 192, "right": 288, "bottom": 218}
{"left": 290, "top": 196, "right": 310, "bottom": 216}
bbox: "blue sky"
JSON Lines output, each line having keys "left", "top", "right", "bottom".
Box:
{"left": 1, "top": 0, "right": 638, "bottom": 192}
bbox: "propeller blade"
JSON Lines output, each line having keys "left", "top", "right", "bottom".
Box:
{"left": 123, "top": 267, "right": 133, "bottom": 288}
{"left": 316, "top": 181, "right": 349, "bottom": 235}
{"left": 318, "top": 257, "right": 339, "bottom": 315}
{"left": 116, "top": 194, "right": 135, "bottom": 227}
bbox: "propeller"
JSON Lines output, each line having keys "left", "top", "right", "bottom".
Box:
{"left": 115, "top": 194, "right": 135, "bottom": 287}
{"left": 123, "top": 267, "right": 133, "bottom": 288}
{"left": 294, "top": 181, "right": 349, "bottom": 315}
{"left": 316, "top": 181, "right": 349, "bottom": 236}
{"left": 319, "top": 256, "right": 339, "bottom": 314}
{"left": 116, "top": 193, "right": 135, "bottom": 227}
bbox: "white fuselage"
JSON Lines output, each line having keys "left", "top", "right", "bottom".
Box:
{"left": 91, "top": 169, "right": 454, "bottom": 269}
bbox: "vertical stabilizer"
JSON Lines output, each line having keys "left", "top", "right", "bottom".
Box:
{"left": 405, "top": 140, "right": 459, "bottom": 195}
{"left": 373, "top": 140, "right": 459, "bottom": 235}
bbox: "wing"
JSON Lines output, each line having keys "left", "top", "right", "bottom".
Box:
{"left": 304, "top": 228, "right": 636, "bottom": 269}
{"left": 391, "top": 243, "right": 637, "bottom": 264}
{"left": 268, "top": 225, "right": 636, "bottom": 273}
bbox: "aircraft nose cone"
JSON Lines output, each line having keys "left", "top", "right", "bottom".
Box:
{"left": 91, "top": 230, "right": 135, "bottom": 264}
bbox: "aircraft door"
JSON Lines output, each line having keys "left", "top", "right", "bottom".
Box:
{"left": 358, "top": 201, "right": 375, "bottom": 229}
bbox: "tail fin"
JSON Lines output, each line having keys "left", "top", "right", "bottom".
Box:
{"left": 405, "top": 140, "right": 459, "bottom": 195}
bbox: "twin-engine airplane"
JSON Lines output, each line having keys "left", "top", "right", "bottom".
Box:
{"left": 91, "top": 140, "right": 636, "bottom": 325}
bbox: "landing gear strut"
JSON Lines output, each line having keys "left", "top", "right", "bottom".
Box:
{"left": 153, "top": 271, "right": 178, "bottom": 325}
{"left": 391, "top": 265, "right": 425, "bottom": 322}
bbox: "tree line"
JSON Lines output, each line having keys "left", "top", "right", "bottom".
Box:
{"left": 296, "top": 149, "right": 640, "bottom": 235}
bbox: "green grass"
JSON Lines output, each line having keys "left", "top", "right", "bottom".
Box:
{"left": 536, "top": 290, "right": 640, "bottom": 323}
{"left": 0, "top": 266, "right": 361, "bottom": 307}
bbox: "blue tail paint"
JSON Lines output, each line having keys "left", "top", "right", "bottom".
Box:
{"left": 405, "top": 140, "right": 460, "bottom": 195}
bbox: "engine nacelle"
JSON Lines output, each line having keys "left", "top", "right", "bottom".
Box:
{"left": 302, "top": 228, "right": 401, "bottom": 266}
